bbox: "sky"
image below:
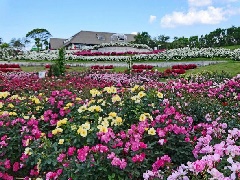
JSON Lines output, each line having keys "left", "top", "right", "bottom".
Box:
{"left": 1, "top": 0, "right": 240, "bottom": 44}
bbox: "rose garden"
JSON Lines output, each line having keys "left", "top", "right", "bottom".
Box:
{"left": 0, "top": 44, "right": 240, "bottom": 180}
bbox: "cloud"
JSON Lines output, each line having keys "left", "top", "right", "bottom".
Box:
{"left": 131, "top": 32, "right": 138, "bottom": 35}
{"left": 161, "top": 6, "right": 225, "bottom": 28}
{"left": 149, "top": 15, "right": 157, "bottom": 23}
{"left": 188, "top": 0, "right": 212, "bottom": 7}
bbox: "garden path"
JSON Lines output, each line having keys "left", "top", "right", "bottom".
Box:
{"left": 0, "top": 60, "right": 226, "bottom": 67}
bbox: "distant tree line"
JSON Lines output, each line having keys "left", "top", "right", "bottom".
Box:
{"left": 0, "top": 28, "right": 51, "bottom": 51}
{"left": 1, "top": 26, "right": 240, "bottom": 50}
{"left": 131, "top": 26, "right": 240, "bottom": 49}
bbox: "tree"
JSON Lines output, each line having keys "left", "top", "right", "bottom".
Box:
{"left": 26, "top": 28, "right": 52, "bottom": 51}
{"left": 132, "top": 32, "right": 154, "bottom": 48}
{"left": 0, "top": 43, "right": 9, "bottom": 48}
{"left": 48, "top": 48, "right": 66, "bottom": 77}
{"left": 157, "top": 35, "right": 170, "bottom": 49}
{"left": 0, "top": 37, "right": 2, "bottom": 45}
{"left": 10, "top": 38, "right": 25, "bottom": 49}
{"left": 189, "top": 36, "right": 199, "bottom": 48}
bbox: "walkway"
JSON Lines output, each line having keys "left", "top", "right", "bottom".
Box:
{"left": 0, "top": 60, "right": 226, "bottom": 67}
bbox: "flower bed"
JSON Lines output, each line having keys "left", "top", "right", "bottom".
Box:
{"left": 11, "top": 47, "right": 240, "bottom": 61}
{"left": 164, "top": 64, "right": 198, "bottom": 75}
{"left": 0, "top": 71, "right": 239, "bottom": 179}
{"left": 171, "top": 64, "right": 197, "bottom": 70}
{"left": 131, "top": 64, "right": 155, "bottom": 73}
{"left": 0, "top": 64, "right": 22, "bottom": 73}
{"left": 90, "top": 65, "right": 114, "bottom": 70}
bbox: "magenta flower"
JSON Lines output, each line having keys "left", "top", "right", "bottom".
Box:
{"left": 13, "top": 162, "right": 20, "bottom": 172}
{"left": 67, "top": 146, "right": 76, "bottom": 156}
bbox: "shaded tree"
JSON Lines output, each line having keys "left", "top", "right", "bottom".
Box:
{"left": 26, "top": 28, "right": 52, "bottom": 51}
{"left": 0, "top": 43, "right": 9, "bottom": 48}
{"left": 189, "top": 36, "right": 199, "bottom": 48}
{"left": 10, "top": 38, "right": 25, "bottom": 49}
{"left": 157, "top": 35, "right": 170, "bottom": 49}
{"left": 131, "top": 32, "right": 155, "bottom": 48}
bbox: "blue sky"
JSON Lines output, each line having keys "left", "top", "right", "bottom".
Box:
{"left": 1, "top": 0, "right": 240, "bottom": 43}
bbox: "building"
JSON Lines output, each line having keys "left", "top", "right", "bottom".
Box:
{"left": 49, "top": 30, "right": 136, "bottom": 50}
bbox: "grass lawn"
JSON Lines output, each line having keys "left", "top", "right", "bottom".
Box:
{"left": 186, "top": 61, "right": 240, "bottom": 76}
{"left": 19, "top": 61, "right": 240, "bottom": 77}
{"left": 222, "top": 45, "right": 240, "bottom": 50}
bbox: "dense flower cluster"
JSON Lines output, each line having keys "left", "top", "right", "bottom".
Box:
{"left": 0, "top": 63, "right": 22, "bottom": 72}
{"left": 8, "top": 47, "right": 240, "bottom": 61}
{"left": 92, "top": 42, "right": 153, "bottom": 51}
{"left": 0, "top": 48, "right": 21, "bottom": 60}
{"left": 90, "top": 65, "right": 114, "bottom": 70}
{"left": 164, "top": 64, "right": 198, "bottom": 75}
{"left": 0, "top": 71, "right": 239, "bottom": 179}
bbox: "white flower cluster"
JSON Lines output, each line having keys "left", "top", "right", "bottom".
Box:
{"left": 3, "top": 47, "right": 240, "bottom": 61}
{"left": 0, "top": 48, "right": 19, "bottom": 60}
{"left": 93, "top": 42, "right": 152, "bottom": 51}
{"left": 133, "top": 47, "right": 240, "bottom": 61}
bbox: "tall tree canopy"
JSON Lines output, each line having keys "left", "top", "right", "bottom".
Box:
{"left": 132, "top": 32, "right": 152, "bottom": 46}
{"left": 26, "top": 28, "right": 52, "bottom": 51}
{"left": 10, "top": 38, "right": 26, "bottom": 49}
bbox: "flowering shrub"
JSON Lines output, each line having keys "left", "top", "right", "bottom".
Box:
{"left": 0, "top": 64, "right": 20, "bottom": 68}
{"left": 10, "top": 47, "right": 240, "bottom": 61}
{"left": 92, "top": 42, "right": 153, "bottom": 51}
{"left": 74, "top": 50, "right": 163, "bottom": 56}
{"left": 0, "top": 48, "right": 22, "bottom": 60}
{"left": 0, "top": 71, "right": 239, "bottom": 179}
{"left": 90, "top": 65, "right": 114, "bottom": 70}
{"left": 171, "top": 64, "right": 197, "bottom": 70}
{"left": 0, "top": 64, "right": 22, "bottom": 73}
{"left": 164, "top": 64, "right": 197, "bottom": 75}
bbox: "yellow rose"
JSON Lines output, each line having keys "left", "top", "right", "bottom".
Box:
{"left": 112, "top": 95, "right": 121, "bottom": 103}
{"left": 101, "top": 120, "right": 109, "bottom": 127}
{"left": 9, "top": 112, "right": 17, "bottom": 116}
{"left": 138, "top": 91, "right": 146, "bottom": 98}
{"left": 52, "top": 129, "right": 58, "bottom": 135}
{"left": 7, "top": 103, "right": 14, "bottom": 108}
{"left": 24, "top": 147, "right": 32, "bottom": 155}
{"left": 109, "top": 112, "right": 117, "bottom": 117}
{"left": 0, "top": 92, "right": 10, "bottom": 99}
{"left": 157, "top": 92, "right": 163, "bottom": 98}
{"left": 75, "top": 97, "right": 82, "bottom": 101}
{"left": 97, "top": 125, "right": 108, "bottom": 133}
{"left": 139, "top": 114, "right": 147, "bottom": 121}
{"left": 148, "top": 128, "right": 156, "bottom": 135}
{"left": 58, "top": 139, "right": 64, "bottom": 144}
{"left": 82, "top": 122, "right": 90, "bottom": 130}
{"left": 115, "top": 116, "right": 123, "bottom": 125}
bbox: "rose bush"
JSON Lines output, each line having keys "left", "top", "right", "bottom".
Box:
{"left": 4, "top": 47, "right": 239, "bottom": 61}
{"left": 0, "top": 71, "right": 239, "bottom": 179}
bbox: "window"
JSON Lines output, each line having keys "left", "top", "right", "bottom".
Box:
{"left": 96, "top": 34, "right": 105, "bottom": 41}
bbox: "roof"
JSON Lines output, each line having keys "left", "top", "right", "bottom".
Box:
{"left": 49, "top": 38, "right": 66, "bottom": 50}
{"left": 64, "top": 30, "right": 136, "bottom": 46}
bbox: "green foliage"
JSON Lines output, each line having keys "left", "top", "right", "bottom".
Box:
{"left": 48, "top": 48, "right": 66, "bottom": 77}
{"left": 26, "top": 28, "right": 51, "bottom": 51}
{"left": 56, "top": 48, "right": 66, "bottom": 75}
{"left": 10, "top": 38, "right": 25, "bottom": 49}
{"left": 0, "top": 43, "right": 10, "bottom": 48}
